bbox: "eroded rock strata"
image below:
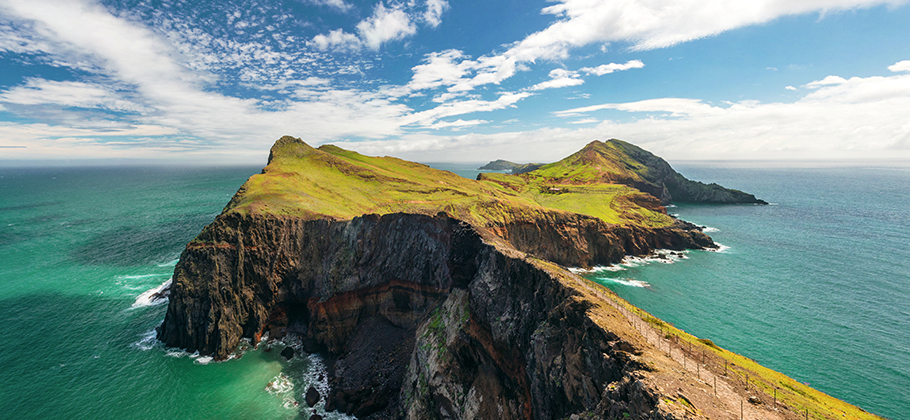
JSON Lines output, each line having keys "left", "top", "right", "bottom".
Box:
{"left": 158, "top": 210, "right": 712, "bottom": 419}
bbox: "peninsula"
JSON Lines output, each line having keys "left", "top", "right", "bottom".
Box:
{"left": 158, "top": 136, "right": 879, "bottom": 420}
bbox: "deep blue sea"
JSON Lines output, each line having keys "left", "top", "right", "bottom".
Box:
{"left": 0, "top": 163, "right": 907, "bottom": 419}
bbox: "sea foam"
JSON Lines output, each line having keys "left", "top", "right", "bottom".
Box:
{"left": 596, "top": 277, "right": 651, "bottom": 288}
{"left": 707, "top": 242, "right": 731, "bottom": 253}
{"left": 131, "top": 278, "right": 172, "bottom": 309}
{"left": 133, "top": 329, "right": 159, "bottom": 351}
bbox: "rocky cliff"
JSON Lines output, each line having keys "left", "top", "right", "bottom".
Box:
{"left": 159, "top": 210, "right": 707, "bottom": 419}
{"left": 156, "top": 136, "right": 750, "bottom": 419}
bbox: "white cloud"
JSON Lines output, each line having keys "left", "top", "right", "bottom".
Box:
{"left": 0, "top": 78, "right": 146, "bottom": 112}
{"left": 405, "top": 50, "right": 472, "bottom": 91}
{"left": 805, "top": 75, "right": 848, "bottom": 88}
{"left": 426, "top": 119, "right": 488, "bottom": 130}
{"left": 527, "top": 0, "right": 908, "bottom": 55}
{"left": 889, "top": 60, "right": 910, "bottom": 72}
{"left": 304, "top": 0, "right": 353, "bottom": 12}
{"left": 570, "top": 118, "right": 598, "bottom": 124}
{"left": 556, "top": 97, "right": 723, "bottom": 118}
{"left": 423, "top": 0, "right": 449, "bottom": 27}
{"left": 404, "top": 92, "right": 532, "bottom": 126}
{"left": 356, "top": 3, "right": 417, "bottom": 50}
{"left": 543, "top": 67, "right": 910, "bottom": 160}
{"left": 337, "top": 61, "right": 910, "bottom": 162}
{"left": 308, "top": 29, "right": 362, "bottom": 52}
{"left": 580, "top": 60, "right": 645, "bottom": 76}
{"left": 529, "top": 68, "right": 584, "bottom": 91}
{"left": 309, "top": 2, "right": 419, "bottom": 52}
{"left": 438, "top": 0, "right": 908, "bottom": 92}
{"left": 785, "top": 85, "right": 797, "bottom": 91}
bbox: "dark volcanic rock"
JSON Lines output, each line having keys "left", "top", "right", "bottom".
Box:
{"left": 157, "top": 211, "right": 714, "bottom": 419}
{"left": 305, "top": 386, "right": 320, "bottom": 408}
{"left": 280, "top": 346, "right": 294, "bottom": 360}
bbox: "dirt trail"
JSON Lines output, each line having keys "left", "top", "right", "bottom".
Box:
{"left": 571, "top": 274, "right": 795, "bottom": 420}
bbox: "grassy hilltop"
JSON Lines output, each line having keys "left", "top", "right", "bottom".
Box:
{"left": 223, "top": 136, "right": 678, "bottom": 229}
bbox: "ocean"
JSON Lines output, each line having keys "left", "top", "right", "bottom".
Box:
{"left": 0, "top": 163, "right": 907, "bottom": 419}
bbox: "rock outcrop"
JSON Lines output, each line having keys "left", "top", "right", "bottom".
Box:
{"left": 157, "top": 209, "right": 710, "bottom": 419}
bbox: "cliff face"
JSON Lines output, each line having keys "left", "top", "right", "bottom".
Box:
{"left": 158, "top": 211, "right": 708, "bottom": 419}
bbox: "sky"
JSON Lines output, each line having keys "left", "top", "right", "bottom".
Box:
{"left": 1, "top": 0, "right": 910, "bottom": 165}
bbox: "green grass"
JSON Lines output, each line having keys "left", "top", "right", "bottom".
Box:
{"left": 223, "top": 136, "right": 674, "bottom": 229}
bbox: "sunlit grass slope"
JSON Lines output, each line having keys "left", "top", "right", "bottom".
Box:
{"left": 222, "top": 136, "right": 675, "bottom": 228}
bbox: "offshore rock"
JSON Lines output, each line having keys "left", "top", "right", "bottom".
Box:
{"left": 280, "top": 346, "right": 294, "bottom": 361}
{"left": 305, "top": 386, "right": 320, "bottom": 408}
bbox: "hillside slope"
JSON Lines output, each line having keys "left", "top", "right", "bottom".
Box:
{"left": 483, "top": 139, "right": 767, "bottom": 205}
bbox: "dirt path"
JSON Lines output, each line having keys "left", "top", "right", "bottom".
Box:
{"left": 571, "top": 274, "right": 794, "bottom": 420}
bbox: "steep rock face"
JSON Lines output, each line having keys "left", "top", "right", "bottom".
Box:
{"left": 158, "top": 211, "right": 708, "bottom": 419}
{"left": 489, "top": 211, "right": 713, "bottom": 268}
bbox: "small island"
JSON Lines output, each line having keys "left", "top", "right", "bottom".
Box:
{"left": 158, "top": 136, "right": 876, "bottom": 420}
{"left": 478, "top": 159, "right": 544, "bottom": 174}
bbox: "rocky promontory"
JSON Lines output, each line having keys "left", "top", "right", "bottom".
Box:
{"left": 482, "top": 140, "right": 767, "bottom": 205}
{"left": 157, "top": 136, "right": 824, "bottom": 420}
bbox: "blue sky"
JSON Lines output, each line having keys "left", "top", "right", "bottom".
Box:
{"left": 1, "top": 0, "right": 909, "bottom": 164}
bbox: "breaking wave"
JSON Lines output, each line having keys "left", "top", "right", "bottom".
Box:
{"left": 131, "top": 278, "right": 172, "bottom": 309}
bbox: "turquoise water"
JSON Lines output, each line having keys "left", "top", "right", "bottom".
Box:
{"left": 0, "top": 164, "right": 907, "bottom": 419}
{"left": 0, "top": 167, "right": 346, "bottom": 420}
{"left": 583, "top": 165, "right": 910, "bottom": 420}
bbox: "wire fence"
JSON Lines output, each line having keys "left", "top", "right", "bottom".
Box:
{"left": 569, "top": 274, "right": 819, "bottom": 420}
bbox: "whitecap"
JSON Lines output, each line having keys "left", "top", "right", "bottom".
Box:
{"left": 584, "top": 264, "right": 627, "bottom": 273}
{"left": 707, "top": 243, "right": 731, "bottom": 253}
{"left": 596, "top": 277, "right": 650, "bottom": 288}
{"left": 133, "top": 329, "right": 158, "bottom": 351}
{"left": 702, "top": 226, "right": 719, "bottom": 233}
{"left": 282, "top": 398, "right": 300, "bottom": 410}
{"left": 117, "top": 273, "right": 168, "bottom": 280}
{"left": 305, "top": 352, "right": 331, "bottom": 398}
{"left": 618, "top": 250, "right": 688, "bottom": 267}
{"left": 665, "top": 204, "right": 677, "bottom": 208}
{"left": 131, "top": 278, "right": 172, "bottom": 309}
{"left": 157, "top": 258, "right": 179, "bottom": 267}
{"left": 265, "top": 372, "right": 294, "bottom": 395}
{"left": 194, "top": 355, "right": 214, "bottom": 365}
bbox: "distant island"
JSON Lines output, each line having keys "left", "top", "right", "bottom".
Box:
{"left": 158, "top": 136, "right": 877, "bottom": 420}
{"left": 478, "top": 159, "right": 544, "bottom": 174}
